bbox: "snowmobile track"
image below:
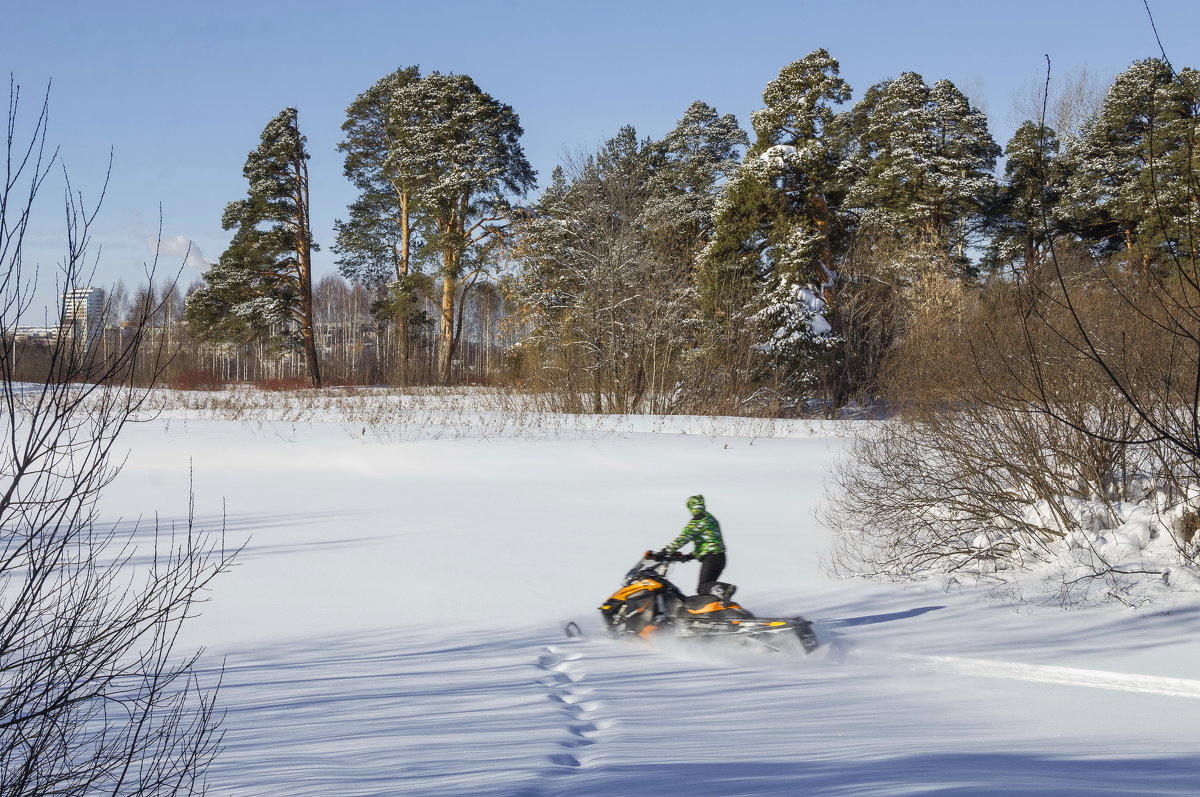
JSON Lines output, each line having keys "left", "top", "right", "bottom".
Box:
{"left": 891, "top": 652, "right": 1200, "bottom": 698}
{"left": 534, "top": 640, "right": 609, "bottom": 773}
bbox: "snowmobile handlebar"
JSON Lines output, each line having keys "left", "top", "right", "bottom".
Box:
{"left": 644, "top": 549, "right": 694, "bottom": 563}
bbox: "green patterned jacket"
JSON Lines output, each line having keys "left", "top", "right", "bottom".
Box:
{"left": 663, "top": 495, "right": 725, "bottom": 557}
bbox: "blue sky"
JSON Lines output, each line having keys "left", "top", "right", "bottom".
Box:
{"left": 5, "top": 0, "right": 1199, "bottom": 310}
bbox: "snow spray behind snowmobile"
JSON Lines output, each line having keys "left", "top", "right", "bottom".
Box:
{"left": 596, "top": 552, "right": 818, "bottom": 654}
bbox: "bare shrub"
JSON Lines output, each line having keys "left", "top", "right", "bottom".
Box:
{"left": 252, "top": 376, "right": 312, "bottom": 392}
{"left": 822, "top": 277, "right": 1173, "bottom": 604}
{"left": 167, "top": 369, "right": 226, "bottom": 391}
{"left": 0, "top": 82, "right": 234, "bottom": 796}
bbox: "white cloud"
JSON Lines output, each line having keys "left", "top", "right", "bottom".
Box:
{"left": 140, "top": 231, "right": 213, "bottom": 271}
{"left": 128, "top": 212, "right": 214, "bottom": 271}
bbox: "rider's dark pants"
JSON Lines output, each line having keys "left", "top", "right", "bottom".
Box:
{"left": 697, "top": 552, "right": 727, "bottom": 594}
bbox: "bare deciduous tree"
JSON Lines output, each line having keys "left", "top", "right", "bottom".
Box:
{"left": 0, "top": 81, "right": 234, "bottom": 796}
{"left": 822, "top": 280, "right": 1168, "bottom": 605}
{"left": 512, "top": 131, "right": 696, "bottom": 414}
{"left": 1010, "top": 65, "right": 1105, "bottom": 140}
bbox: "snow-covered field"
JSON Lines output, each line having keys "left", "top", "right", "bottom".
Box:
{"left": 99, "top": 407, "right": 1200, "bottom": 796}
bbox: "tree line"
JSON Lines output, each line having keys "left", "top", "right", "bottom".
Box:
{"left": 138, "top": 52, "right": 1195, "bottom": 416}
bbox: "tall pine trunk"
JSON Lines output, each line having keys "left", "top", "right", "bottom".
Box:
{"left": 438, "top": 255, "right": 457, "bottom": 386}
{"left": 298, "top": 247, "right": 321, "bottom": 388}
{"left": 395, "top": 190, "right": 412, "bottom": 380}
{"left": 294, "top": 141, "right": 321, "bottom": 388}
{"left": 436, "top": 198, "right": 472, "bottom": 386}
{"left": 810, "top": 188, "right": 837, "bottom": 302}
{"left": 375, "top": 182, "right": 419, "bottom": 384}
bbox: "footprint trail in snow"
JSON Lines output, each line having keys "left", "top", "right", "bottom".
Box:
{"left": 535, "top": 640, "right": 611, "bottom": 773}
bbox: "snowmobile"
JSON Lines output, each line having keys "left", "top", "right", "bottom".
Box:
{"left": 596, "top": 552, "right": 818, "bottom": 654}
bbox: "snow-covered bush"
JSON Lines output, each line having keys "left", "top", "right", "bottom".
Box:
{"left": 822, "top": 278, "right": 1200, "bottom": 607}
{"left": 822, "top": 409, "right": 1197, "bottom": 606}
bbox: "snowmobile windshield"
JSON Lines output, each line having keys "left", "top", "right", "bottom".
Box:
{"left": 626, "top": 557, "right": 669, "bottom": 580}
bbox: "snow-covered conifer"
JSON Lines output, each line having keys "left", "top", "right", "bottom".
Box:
{"left": 185, "top": 107, "right": 322, "bottom": 387}
{"left": 989, "top": 121, "right": 1065, "bottom": 277}
{"left": 384, "top": 72, "right": 535, "bottom": 384}
{"left": 845, "top": 73, "right": 999, "bottom": 267}
{"left": 644, "top": 101, "right": 748, "bottom": 270}
{"left": 696, "top": 49, "right": 853, "bottom": 403}
{"left": 1060, "top": 58, "right": 1200, "bottom": 269}
{"left": 751, "top": 276, "right": 839, "bottom": 392}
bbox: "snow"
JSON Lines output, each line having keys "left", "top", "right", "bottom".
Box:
{"left": 760, "top": 144, "right": 798, "bottom": 169}
{"left": 754, "top": 279, "right": 835, "bottom": 355}
{"left": 95, "top": 402, "right": 1200, "bottom": 795}
{"left": 797, "top": 285, "right": 832, "bottom": 335}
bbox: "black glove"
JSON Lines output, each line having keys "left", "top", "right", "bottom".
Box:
{"left": 646, "top": 549, "right": 666, "bottom": 561}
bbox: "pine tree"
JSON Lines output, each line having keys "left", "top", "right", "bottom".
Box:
{"left": 387, "top": 72, "right": 535, "bottom": 384}
{"left": 644, "top": 100, "right": 748, "bottom": 271}
{"left": 845, "top": 73, "right": 999, "bottom": 270}
{"left": 990, "top": 121, "right": 1066, "bottom": 278}
{"left": 696, "top": 49, "right": 851, "bottom": 401}
{"left": 697, "top": 167, "right": 785, "bottom": 326}
{"left": 1061, "top": 58, "right": 1200, "bottom": 268}
{"left": 334, "top": 66, "right": 425, "bottom": 370}
{"left": 185, "top": 107, "right": 322, "bottom": 386}
{"left": 749, "top": 47, "right": 852, "bottom": 290}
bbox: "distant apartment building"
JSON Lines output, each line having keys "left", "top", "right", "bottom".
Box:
{"left": 11, "top": 326, "right": 63, "bottom": 344}
{"left": 61, "top": 287, "right": 105, "bottom": 350}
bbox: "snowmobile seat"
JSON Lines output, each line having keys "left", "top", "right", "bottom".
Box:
{"left": 680, "top": 594, "right": 754, "bottom": 620}
{"left": 682, "top": 594, "right": 722, "bottom": 610}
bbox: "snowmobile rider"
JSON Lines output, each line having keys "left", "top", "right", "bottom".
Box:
{"left": 654, "top": 494, "right": 726, "bottom": 595}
